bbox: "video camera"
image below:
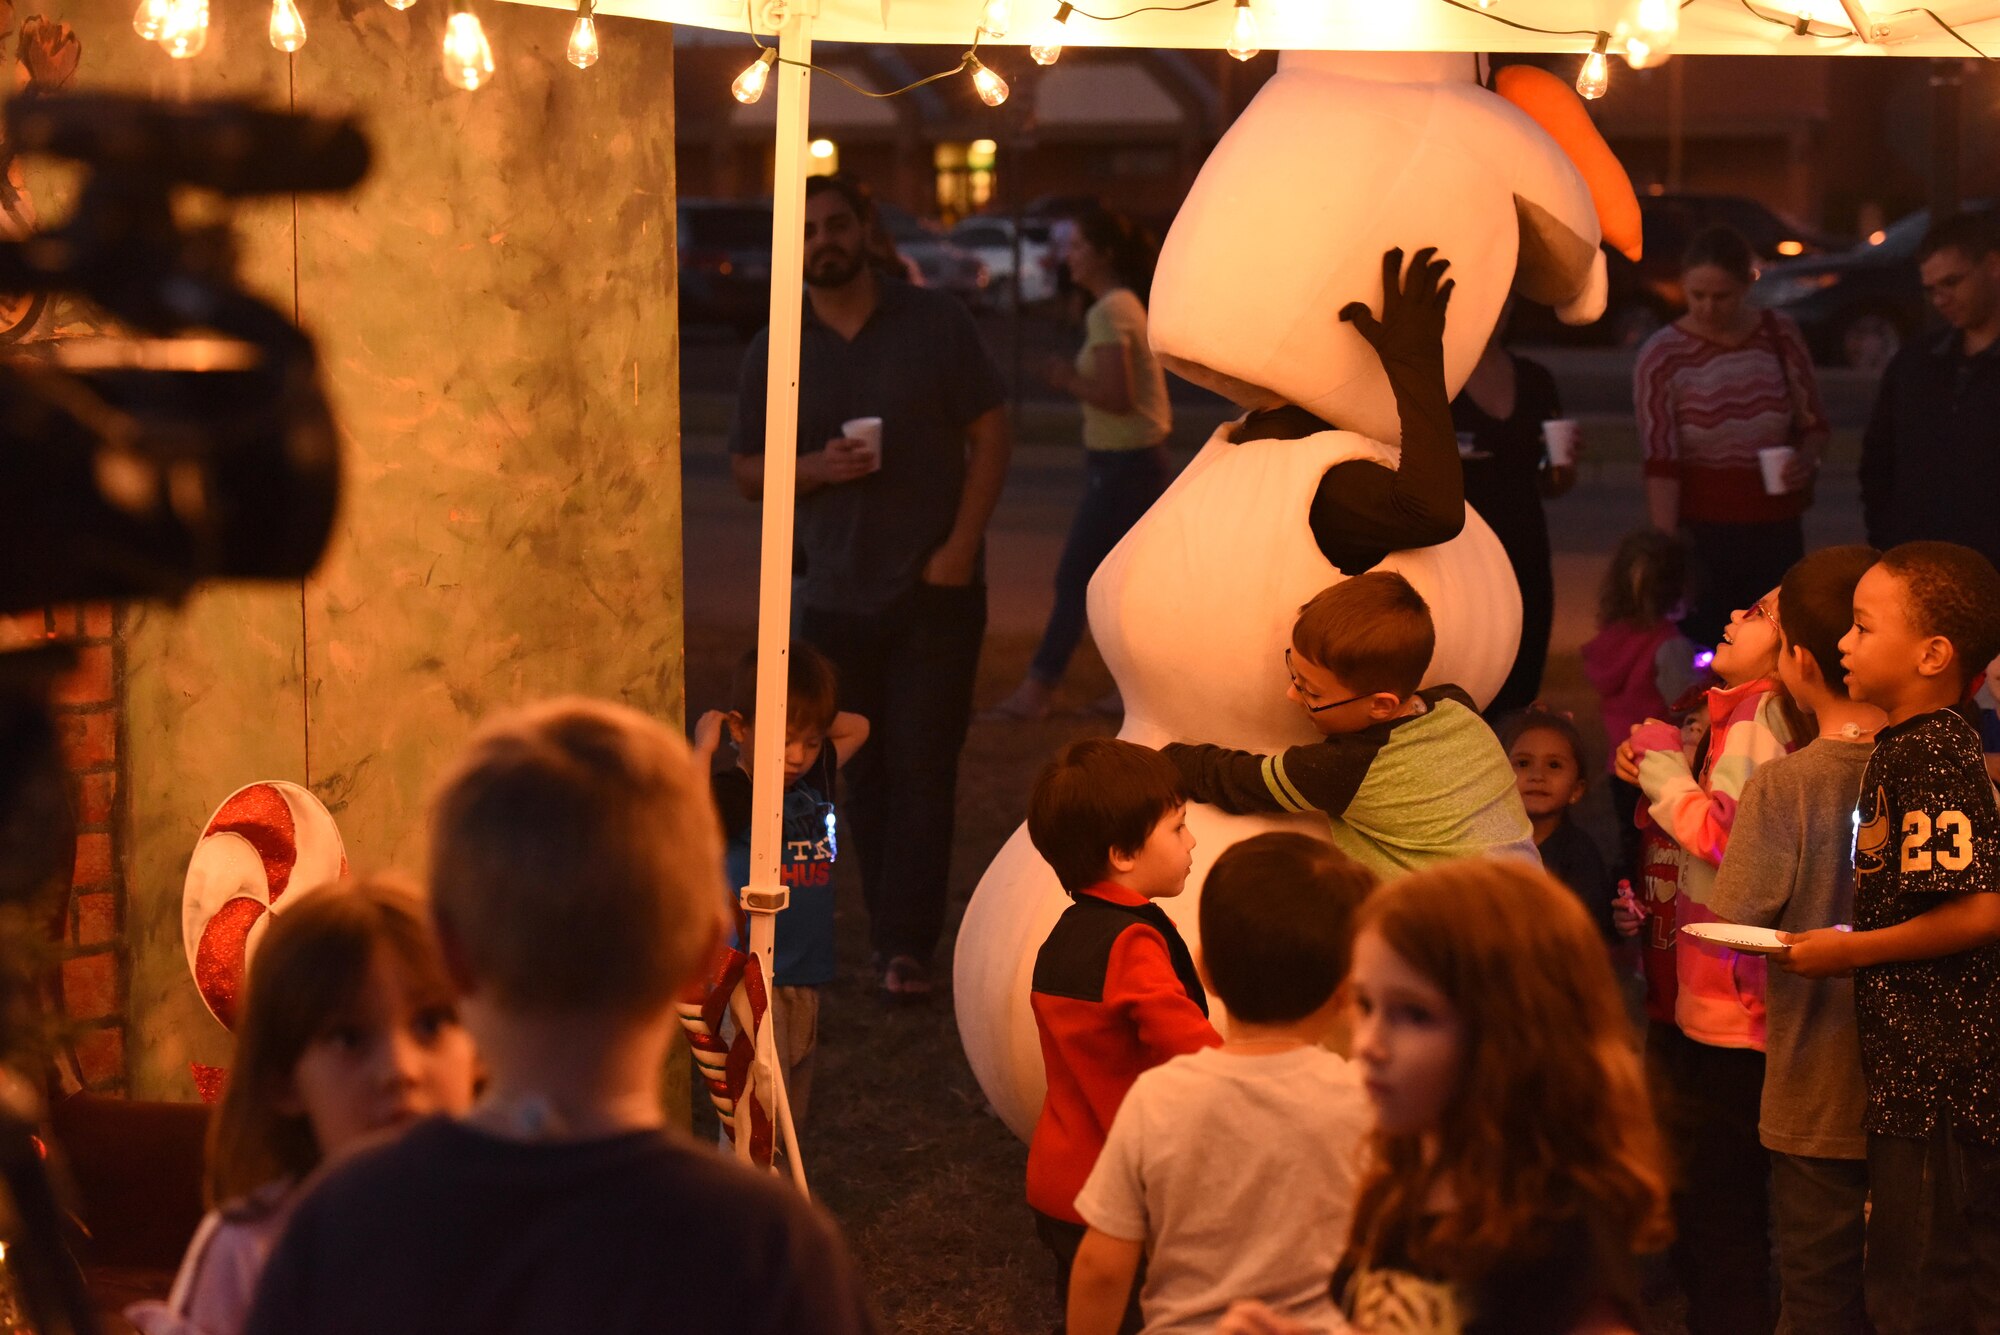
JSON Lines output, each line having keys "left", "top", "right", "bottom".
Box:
{"left": 0, "top": 92, "right": 371, "bottom": 1335}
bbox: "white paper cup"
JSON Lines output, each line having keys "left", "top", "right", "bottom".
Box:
{"left": 1542, "top": 418, "right": 1580, "bottom": 468}
{"left": 841, "top": 416, "right": 883, "bottom": 472}
{"left": 1758, "top": 446, "right": 1797, "bottom": 496}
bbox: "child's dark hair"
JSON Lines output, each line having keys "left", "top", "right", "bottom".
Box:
{"left": 1293, "top": 573, "right": 1435, "bottom": 699}
{"left": 729, "top": 641, "right": 840, "bottom": 734}
{"left": 1598, "top": 530, "right": 1687, "bottom": 629}
{"left": 1495, "top": 705, "right": 1590, "bottom": 776}
{"left": 1028, "top": 739, "right": 1186, "bottom": 895}
{"left": 1778, "top": 545, "right": 1880, "bottom": 697}
{"left": 207, "top": 875, "right": 457, "bottom": 1206}
{"left": 1198, "top": 833, "right": 1375, "bottom": 1024}
{"left": 1875, "top": 542, "right": 2000, "bottom": 691}
{"left": 1681, "top": 225, "right": 1757, "bottom": 285}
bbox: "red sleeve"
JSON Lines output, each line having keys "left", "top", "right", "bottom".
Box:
{"left": 1102, "top": 926, "right": 1221, "bottom": 1063}
{"left": 1633, "top": 336, "right": 1681, "bottom": 480}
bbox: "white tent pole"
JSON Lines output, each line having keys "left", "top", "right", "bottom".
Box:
{"left": 745, "top": 1, "right": 814, "bottom": 1197}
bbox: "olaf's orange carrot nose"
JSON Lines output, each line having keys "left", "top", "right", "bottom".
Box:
{"left": 1493, "top": 64, "right": 1643, "bottom": 263}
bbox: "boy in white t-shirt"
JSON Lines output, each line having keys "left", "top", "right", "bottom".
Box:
{"left": 1068, "top": 832, "right": 1376, "bottom": 1335}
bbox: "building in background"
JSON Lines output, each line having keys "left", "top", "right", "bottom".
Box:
{"left": 675, "top": 37, "right": 1999, "bottom": 268}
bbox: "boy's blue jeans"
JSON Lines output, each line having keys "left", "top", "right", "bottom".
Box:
{"left": 1866, "top": 1124, "right": 2000, "bottom": 1334}
{"left": 1027, "top": 445, "right": 1171, "bottom": 686}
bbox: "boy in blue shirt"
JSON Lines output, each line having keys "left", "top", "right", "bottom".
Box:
{"left": 697, "top": 642, "right": 869, "bottom": 1127}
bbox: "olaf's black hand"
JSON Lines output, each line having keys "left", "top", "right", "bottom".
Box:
{"left": 1338, "top": 246, "right": 1453, "bottom": 370}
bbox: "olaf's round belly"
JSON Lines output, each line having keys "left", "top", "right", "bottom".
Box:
{"left": 1090, "top": 426, "right": 1521, "bottom": 752}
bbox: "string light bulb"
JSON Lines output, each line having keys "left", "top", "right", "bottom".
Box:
{"left": 1475, "top": 0, "right": 1495, "bottom": 7}
{"left": 1575, "top": 33, "right": 1610, "bottom": 98}
{"left": 1628, "top": 0, "right": 1679, "bottom": 61}
{"left": 1226, "top": 0, "right": 1259, "bottom": 61}
{"left": 132, "top": 0, "right": 171, "bottom": 40}
{"left": 967, "top": 55, "right": 1008, "bottom": 107}
{"left": 1030, "top": 2, "right": 1070, "bottom": 65}
{"left": 442, "top": 9, "right": 494, "bottom": 89}
{"left": 567, "top": 0, "right": 598, "bottom": 68}
{"left": 269, "top": 0, "right": 307, "bottom": 51}
{"left": 978, "top": 0, "right": 1009, "bottom": 39}
{"left": 732, "top": 47, "right": 777, "bottom": 103}
{"left": 158, "top": 0, "right": 209, "bottom": 58}
{"left": 385, "top": 0, "right": 416, "bottom": 11}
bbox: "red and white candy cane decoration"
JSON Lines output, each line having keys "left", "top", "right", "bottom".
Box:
{"left": 674, "top": 944, "right": 777, "bottom": 1166}
{"left": 183, "top": 781, "right": 347, "bottom": 1031}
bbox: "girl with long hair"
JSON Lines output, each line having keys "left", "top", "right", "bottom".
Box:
{"left": 1222, "top": 860, "right": 1672, "bottom": 1334}
{"left": 127, "top": 876, "right": 478, "bottom": 1335}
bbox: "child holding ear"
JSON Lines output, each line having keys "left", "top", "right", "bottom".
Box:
{"left": 696, "top": 641, "right": 869, "bottom": 1122}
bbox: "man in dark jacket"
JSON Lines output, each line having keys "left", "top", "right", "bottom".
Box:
{"left": 1860, "top": 212, "right": 2000, "bottom": 571}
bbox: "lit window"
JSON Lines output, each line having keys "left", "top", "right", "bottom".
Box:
{"left": 934, "top": 141, "right": 995, "bottom": 221}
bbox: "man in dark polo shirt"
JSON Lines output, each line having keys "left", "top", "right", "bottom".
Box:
{"left": 1860, "top": 211, "right": 2000, "bottom": 571}
{"left": 730, "top": 174, "right": 1010, "bottom": 998}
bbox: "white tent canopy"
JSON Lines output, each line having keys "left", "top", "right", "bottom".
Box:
{"left": 512, "top": 0, "right": 1999, "bottom": 58}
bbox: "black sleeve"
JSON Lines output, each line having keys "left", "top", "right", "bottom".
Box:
{"left": 1522, "top": 356, "right": 1563, "bottom": 421}
{"left": 1307, "top": 349, "right": 1464, "bottom": 574}
{"left": 1858, "top": 355, "right": 1897, "bottom": 547}
{"left": 711, "top": 769, "right": 754, "bottom": 842}
{"left": 942, "top": 298, "right": 1006, "bottom": 429}
{"left": 729, "top": 328, "right": 773, "bottom": 458}
{"left": 1895, "top": 717, "right": 2000, "bottom": 899}
{"left": 1164, "top": 732, "right": 1389, "bottom": 818}
{"left": 1561, "top": 825, "right": 1619, "bottom": 945}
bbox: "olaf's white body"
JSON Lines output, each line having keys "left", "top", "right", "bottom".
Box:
{"left": 954, "top": 52, "right": 1618, "bottom": 1138}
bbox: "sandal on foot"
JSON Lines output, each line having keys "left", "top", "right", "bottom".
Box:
{"left": 882, "top": 955, "right": 933, "bottom": 1000}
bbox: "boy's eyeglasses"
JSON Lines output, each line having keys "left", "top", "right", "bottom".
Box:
{"left": 1285, "top": 648, "right": 1373, "bottom": 714}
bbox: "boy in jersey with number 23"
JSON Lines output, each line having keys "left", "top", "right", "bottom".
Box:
{"left": 1782, "top": 541, "right": 2000, "bottom": 1335}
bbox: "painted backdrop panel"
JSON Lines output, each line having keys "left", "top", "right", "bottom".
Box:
{"left": 295, "top": 3, "right": 685, "bottom": 874}
{"left": 28, "top": 2, "right": 683, "bottom": 1097}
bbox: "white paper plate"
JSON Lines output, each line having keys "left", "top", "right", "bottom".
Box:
{"left": 1680, "top": 922, "right": 1788, "bottom": 955}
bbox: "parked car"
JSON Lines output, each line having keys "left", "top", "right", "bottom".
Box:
{"left": 1601, "top": 193, "right": 1848, "bottom": 346}
{"left": 876, "top": 203, "right": 992, "bottom": 307}
{"left": 1513, "top": 193, "right": 1845, "bottom": 348}
{"left": 1753, "top": 203, "right": 1993, "bottom": 371}
{"left": 677, "top": 198, "right": 774, "bottom": 335}
{"left": 949, "top": 216, "right": 1057, "bottom": 307}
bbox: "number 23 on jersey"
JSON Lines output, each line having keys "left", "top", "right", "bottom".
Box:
{"left": 1902, "top": 809, "right": 1976, "bottom": 874}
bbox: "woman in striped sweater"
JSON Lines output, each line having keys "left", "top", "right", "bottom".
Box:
{"left": 1633, "top": 226, "right": 1830, "bottom": 649}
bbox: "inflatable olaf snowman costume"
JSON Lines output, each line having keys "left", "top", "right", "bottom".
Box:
{"left": 956, "top": 51, "right": 1641, "bottom": 1138}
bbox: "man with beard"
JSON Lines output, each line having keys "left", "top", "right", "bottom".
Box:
{"left": 1860, "top": 211, "right": 2000, "bottom": 572}
{"left": 731, "top": 173, "right": 1010, "bottom": 999}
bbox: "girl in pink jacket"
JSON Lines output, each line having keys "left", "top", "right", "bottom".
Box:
{"left": 1615, "top": 583, "right": 1796, "bottom": 1335}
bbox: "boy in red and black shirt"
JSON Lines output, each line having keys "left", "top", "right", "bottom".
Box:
{"left": 1025, "top": 738, "right": 1221, "bottom": 1332}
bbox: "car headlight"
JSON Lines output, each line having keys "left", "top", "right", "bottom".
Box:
{"left": 1754, "top": 271, "right": 1841, "bottom": 308}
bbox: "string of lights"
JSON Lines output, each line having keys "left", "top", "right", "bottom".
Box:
{"left": 121, "top": 0, "right": 1998, "bottom": 94}
{"left": 1889, "top": 4, "right": 1995, "bottom": 55}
